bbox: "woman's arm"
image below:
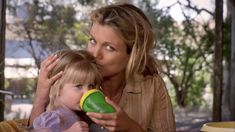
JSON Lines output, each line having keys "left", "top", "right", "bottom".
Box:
{"left": 150, "top": 76, "right": 176, "bottom": 131}
{"left": 29, "top": 55, "right": 62, "bottom": 126}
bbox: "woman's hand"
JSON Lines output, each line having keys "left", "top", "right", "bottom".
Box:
{"left": 30, "top": 54, "right": 62, "bottom": 126}
{"left": 35, "top": 54, "right": 62, "bottom": 103}
{"left": 87, "top": 97, "right": 144, "bottom": 132}
{"left": 64, "top": 121, "right": 89, "bottom": 132}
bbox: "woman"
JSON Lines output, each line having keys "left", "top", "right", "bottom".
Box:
{"left": 0, "top": 3, "right": 175, "bottom": 132}
{"left": 31, "top": 3, "right": 175, "bottom": 131}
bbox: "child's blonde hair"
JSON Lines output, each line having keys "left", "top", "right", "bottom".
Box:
{"left": 47, "top": 50, "right": 102, "bottom": 110}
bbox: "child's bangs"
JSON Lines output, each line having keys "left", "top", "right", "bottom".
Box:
{"left": 63, "top": 61, "right": 101, "bottom": 85}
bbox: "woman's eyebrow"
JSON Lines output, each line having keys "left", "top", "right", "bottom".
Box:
{"left": 88, "top": 32, "right": 94, "bottom": 38}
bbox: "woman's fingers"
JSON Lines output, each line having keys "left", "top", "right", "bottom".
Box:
{"left": 39, "top": 54, "right": 60, "bottom": 82}
{"left": 87, "top": 112, "right": 115, "bottom": 120}
{"left": 42, "top": 54, "right": 58, "bottom": 68}
{"left": 88, "top": 115, "right": 118, "bottom": 131}
{"left": 87, "top": 104, "right": 135, "bottom": 131}
{"left": 45, "top": 58, "right": 60, "bottom": 73}
{"left": 87, "top": 112, "right": 118, "bottom": 127}
{"left": 36, "top": 55, "right": 61, "bottom": 99}
{"left": 50, "top": 71, "right": 63, "bottom": 83}
{"left": 105, "top": 97, "right": 121, "bottom": 111}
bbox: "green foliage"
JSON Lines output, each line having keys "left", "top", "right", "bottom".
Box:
{"left": 186, "top": 73, "right": 207, "bottom": 108}
{"left": 74, "top": 23, "right": 90, "bottom": 46}
{"left": 26, "top": 3, "right": 77, "bottom": 50}
{"left": 6, "top": 1, "right": 101, "bottom": 70}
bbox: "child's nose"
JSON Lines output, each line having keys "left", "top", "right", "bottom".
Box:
{"left": 83, "top": 87, "right": 89, "bottom": 93}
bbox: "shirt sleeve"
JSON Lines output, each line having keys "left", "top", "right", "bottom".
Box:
{"left": 33, "top": 111, "right": 63, "bottom": 132}
{"left": 149, "top": 74, "right": 176, "bottom": 132}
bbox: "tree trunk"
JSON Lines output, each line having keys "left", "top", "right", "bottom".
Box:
{"left": 213, "top": 0, "right": 223, "bottom": 121}
{"left": 176, "top": 90, "right": 187, "bottom": 107}
{"left": 229, "top": 0, "right": 235, "bottom": 121}
{"left": 0, "top": 0, "right": 6, "bottom": 121}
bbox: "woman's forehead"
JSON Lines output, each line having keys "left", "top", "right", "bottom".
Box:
{"left": 90, "top": 23, "right": 126, "bottom": 48}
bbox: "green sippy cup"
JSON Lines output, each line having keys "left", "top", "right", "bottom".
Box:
{"left": 80, "top": 89, "right": 115, "bottom": 113}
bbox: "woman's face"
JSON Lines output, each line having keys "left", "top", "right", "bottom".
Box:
{"left": 87, "top": 22, "right": 130, "bottom": 78}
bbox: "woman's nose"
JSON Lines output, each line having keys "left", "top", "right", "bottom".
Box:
{"left": 92, "top": 46, "right": 102, "bottom": 59}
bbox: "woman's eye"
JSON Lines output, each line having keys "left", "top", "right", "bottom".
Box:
{"left": 105, "top": 45, "right": 115, "bottom": 51}
{"left": 89, "top": 38, "right": 96, "bottom": 45}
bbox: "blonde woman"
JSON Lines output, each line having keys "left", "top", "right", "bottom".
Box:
{"left": 31, "top": 3, "right": 175, "bottom": 132}
{"left": 33, "top": 50, "right": 102, "bottom": 132}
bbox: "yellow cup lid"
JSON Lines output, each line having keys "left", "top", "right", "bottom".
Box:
{"left": 79, "top": 89, "right": 100, "bottom": 110}
{"left": 201, "top": 121, "right": 235, "bottom": 132}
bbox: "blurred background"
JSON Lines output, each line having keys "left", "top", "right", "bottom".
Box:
{"left": 0, "top": 0, "right": 234, "bottom": 131}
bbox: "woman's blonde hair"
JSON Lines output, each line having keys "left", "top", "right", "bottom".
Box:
{"left": 90, "top": 3, "right": 160, "bottom": 81}
{"left": 47, "top": 50, "right": 102, "bottom": 110}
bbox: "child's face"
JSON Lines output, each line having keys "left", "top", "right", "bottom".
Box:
{"left": 58, "top": 82, "right": 97, "bottom": 111}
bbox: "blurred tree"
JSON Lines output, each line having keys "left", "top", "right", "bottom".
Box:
{"left": 141, "top": 0, "right": 214, "bottom": 108}
{"left": 5, "top": 0, "right": 100, "bottom": 102}
{"left": 6, "top": 0, "right": 97, "bottom": 69}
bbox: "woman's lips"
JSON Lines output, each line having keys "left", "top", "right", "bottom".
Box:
{"left": 96, "top": 63, "right": 102, "bottom": 69}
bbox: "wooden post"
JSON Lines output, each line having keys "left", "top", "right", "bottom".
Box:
{"left": 0, "top": 0, "right": 6, "bottom": 121}
{"left": 229, "top": 0, "right": 235, "bottom": 120}
{"left": 213, "top": 0, "right": 223, "bottom": 121}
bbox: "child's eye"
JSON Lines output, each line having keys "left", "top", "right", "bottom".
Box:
{"left": 75, "top": 84, "right": 83, "bottom": 89}
{"left": 88, "top": 84, "right": 96, "bottom": 89}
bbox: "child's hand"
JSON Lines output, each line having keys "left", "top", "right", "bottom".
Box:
{"left": 63, "top": 121, "right": 89, "bottom": 132}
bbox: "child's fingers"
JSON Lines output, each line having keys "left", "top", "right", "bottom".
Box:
{"left": 76, "top": 121, "right": 89, "bottom": 132}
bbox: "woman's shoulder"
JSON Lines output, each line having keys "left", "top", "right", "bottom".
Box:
{"left": 134, "top": 73, "right": 165, "bottom": 85}
{"left": 125, "top": 73, "right": 165, "bottom": 93}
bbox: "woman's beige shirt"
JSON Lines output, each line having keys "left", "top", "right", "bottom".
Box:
{"left": 119, "top": 73, "right": 175, "bottom": 132}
